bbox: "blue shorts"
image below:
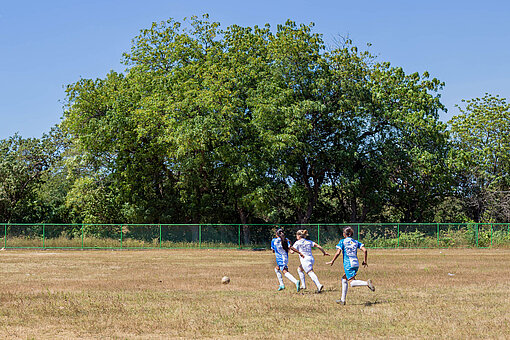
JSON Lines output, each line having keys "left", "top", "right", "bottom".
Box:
{"left": 276, "top": 257, "right": 288, "bottom": 271}
{"left": 277, "top": 264, "right": 288, "bottom": 271}
{"left": 345, "top": 266, "right": 359, "bottom": 280}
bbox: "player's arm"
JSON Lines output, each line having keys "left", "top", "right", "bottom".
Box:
{"left": 360, "top": 246, "right": 368, "bottom": 267}
{"left": 326, "top": 248, "right": 341, "bottom": 265}
{"left": 290, "top": 246, "right": 305, "bottom": 258}
{"left": 313, "top": 242, "right": 330, "bottom": 256}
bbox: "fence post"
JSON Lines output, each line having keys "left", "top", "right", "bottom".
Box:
{"left": 120, "top": 225, "right": 123, "bottom": 249}
{"left": 317, "top": 224, "right": 320, "bottom": 245}
{"left": 3, "top": 224, "right": 6, "bottom": 249}
{"left": 490, "top": 223, "right": 493, "bottom": 248}
{"left": 199, "top": 224, "right": 202, "bottom": 249}
{"left": 81, "top": 223, "right": 84, "bottom": 250}
{"left": 238, "top": 225, "right": 241, "bottom": 250}
{"left": 159, "top": 224, "right": 162, "bottom": 249}
{"left": 397, "top": 223, "right": 400, "bottom": 248}
{"left": 437, "top": 223, "right": 439, "bottom": 248}
{"left": 475, "top": 223, "right": 479, "bottom": 248}
{"left": 42, "top": 223, "right": 45, "bottom": 249}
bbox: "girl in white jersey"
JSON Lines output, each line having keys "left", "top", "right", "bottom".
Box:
{"left": 291, "top": 229, "right": 330, "bottom": 293}
{"left": 326, "top": 226, "right": 375, "bottom": 305}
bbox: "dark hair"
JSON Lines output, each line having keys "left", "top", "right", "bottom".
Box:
{"left": 276, "top": 229, "right": 289, "bottom": 252}
{"left": 343, "top": 227, "right": 354, "bottom": 238}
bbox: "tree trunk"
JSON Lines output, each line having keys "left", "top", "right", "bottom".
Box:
{"left": 239, "top": 208, "right": 251, "bottom": 245}
{"left": 350, "top": 196, "right": 358, "bottom": 223}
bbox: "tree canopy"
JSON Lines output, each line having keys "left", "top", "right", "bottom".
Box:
{"left": 449, "top": 94, "right": 510, "bottom": 222}
{"left": 3, "top": 15, "right": 508, "bottom": 225}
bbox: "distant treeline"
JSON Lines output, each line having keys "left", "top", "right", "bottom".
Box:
{"left": 1, "top": 15, "right": 509, "bottom": 225}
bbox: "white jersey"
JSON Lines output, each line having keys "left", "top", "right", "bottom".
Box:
{"left": 293, "top": 238, "right": 316, "bottom": 272}
{"left": 293, "top": 239, "right": 315, "bottom": 258}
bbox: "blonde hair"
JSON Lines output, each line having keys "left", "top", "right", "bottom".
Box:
{"left": 296, "top": 229, "right": 309, "bottom": 238}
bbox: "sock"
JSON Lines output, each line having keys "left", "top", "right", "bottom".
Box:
{"left": 284, "top": 272, "right": 298, "bottom": 284}
{"left": 341, "top": 278, "right": 348, "bottom": 302}
{"left": 298, "top": 270, "right": 306, "bottom": 288}
{"left": 274, "top": 268, "right": 284, "bottom": 286}
{"left": 350, "top": 279, "right": 368, "bottom": 287}
{"left": 308, "top": 271, "right": 321, "bottom": 288}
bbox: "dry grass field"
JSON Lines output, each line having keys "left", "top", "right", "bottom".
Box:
{"left": 1, "top": 248, "right": 509, "bottom": 339}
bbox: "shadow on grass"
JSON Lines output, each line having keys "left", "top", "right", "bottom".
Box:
{"left": 362, "top": 299, "right": 385, "bottom": 306}
{"left": 333, "top": 299, "right": 388, "bottom": 306}
{"left": 297, "top": 289, "right": 389, "bottom": 307}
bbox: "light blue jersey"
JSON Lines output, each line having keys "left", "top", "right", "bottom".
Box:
{"left": 336, "top": 237, "right": 364, "bottom": 279}
{"left": 271, "top": 237, "right": 290, "bottom": 270}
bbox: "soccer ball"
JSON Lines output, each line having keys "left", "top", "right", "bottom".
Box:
{"left": 221, "top": 276, "right": 230, "bottom": 284}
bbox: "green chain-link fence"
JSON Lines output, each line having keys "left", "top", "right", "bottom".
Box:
{"left": 2, "top": 223, "right": 510, "bottom": 250}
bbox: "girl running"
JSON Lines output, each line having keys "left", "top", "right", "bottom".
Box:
{"left": 292, "top": 229, "right": 330, "bottom": 293}
{"left": 326, "top": 226, "right": 375, "bottom": 304}
{"left": 271, "top": 228, "right": 304, "bottom": 292}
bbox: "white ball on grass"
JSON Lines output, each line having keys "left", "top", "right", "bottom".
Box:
{"left": 221, "top": 276, "right": 230, "bottom": 284}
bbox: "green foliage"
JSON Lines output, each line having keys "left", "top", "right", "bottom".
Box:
{"left": 450, "top": 94, "right": 510, "bottom": 186}
{"left": 449, "top": 94, "right": 510, "bottom": 222}
{"left": 13, "top": 15, "right": 508, "bottom": 225}
{"left": 0, "top": 128, "right": 68, "bottom": 223}
{"left": 358, "top": 229, "right": 399, "bottom": 248}
{"left": 397, "top": 230, "right": 435, "bottom": 248}
{"left": 57, "top": 15, "right": 455, "bottom": 225}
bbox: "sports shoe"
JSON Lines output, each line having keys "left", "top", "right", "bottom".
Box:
{"left": 317, "top": 284, "right": 324, "bottom": 294}
{"left": 367, "top": 279, "right": 375, "bottom": 292}
{"left": 335, "top": 299, "right": 346, "bottom": 305}
{"left": 296, "top": 281, "right": 301, "bottom": 292}
{"left": 278, "top": 285, "right": 285, "bottom": 291}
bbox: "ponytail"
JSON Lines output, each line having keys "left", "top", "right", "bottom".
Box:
{"left": 277, "top": 229, "right": 289, "bottom": 252}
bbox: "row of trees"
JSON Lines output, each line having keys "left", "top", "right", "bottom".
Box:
{"left": 1, "top": 16, "right": 509, "bottom": 224}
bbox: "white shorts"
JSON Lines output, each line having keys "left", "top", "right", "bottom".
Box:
{"left": 300, "top": 256, "right": 315, "bottom": 273}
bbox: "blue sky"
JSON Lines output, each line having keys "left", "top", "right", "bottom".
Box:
{"left": 1, "top": 0, "right": 509, "bottom": 138}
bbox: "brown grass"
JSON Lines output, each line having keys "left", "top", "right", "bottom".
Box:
{"left": 1, "top": 248, "right": 509, "bottom": 339}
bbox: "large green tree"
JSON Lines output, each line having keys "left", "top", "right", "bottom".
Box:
{"left": 0, "top": 128, "right": 67, "bottom": 223}
{"left": 250, "top": 30, "right": 451, "bottom": 223}
{"left": 61, "top": 15, "right": 452, "bottom": 225}
{"left": 449, "top": 94, "right": 510, "bottom": 222}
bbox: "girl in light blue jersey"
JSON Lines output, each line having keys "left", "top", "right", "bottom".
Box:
{"left": 326, "top": 226, "right": 375, "bottom": 305}
{"left": 271, "top": 228, "right": 304, "bottom": 292}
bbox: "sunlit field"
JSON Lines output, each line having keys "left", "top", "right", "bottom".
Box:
{"left": 1, "top": 248, "right": 509, "bottom": 339}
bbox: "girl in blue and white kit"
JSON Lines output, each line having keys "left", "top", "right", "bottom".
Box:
{"left": 271, "top": 229, "right": 304, "bottom": 292}
{"left": 292, "top": 229, "right": 329, "bottom": 293}
{"left": 326, "top": 226, "right": 375, "bottom": 305}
